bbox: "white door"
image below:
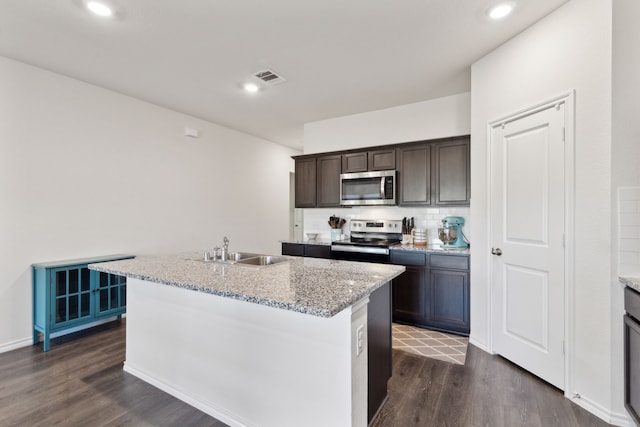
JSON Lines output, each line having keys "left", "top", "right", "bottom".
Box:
{"left": 490, "top": 102, "right": 566, "bottom": 389}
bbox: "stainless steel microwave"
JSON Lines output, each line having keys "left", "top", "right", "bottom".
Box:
{"left": 340, "top": 170, "right": 396, "bottom": 206}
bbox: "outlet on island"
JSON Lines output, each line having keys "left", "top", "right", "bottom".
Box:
{"left": 356, "top": 324, "right": 365, "bottom": 356}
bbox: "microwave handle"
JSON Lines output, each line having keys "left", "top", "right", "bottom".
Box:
{"left": 380, "top": 177, "right": 385, "bottom": 196}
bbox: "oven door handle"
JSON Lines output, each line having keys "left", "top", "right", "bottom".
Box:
{"left": 331, "top": 245, "right": 390, "bottom": 255}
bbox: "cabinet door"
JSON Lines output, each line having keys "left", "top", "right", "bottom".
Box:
{"left": 305, "top": 244, "right": 332, "bottom": 259}
{"left": 369, "top": 149, "right": 396, "bottom": 171}
{"left": 392, "top": 266, "right": 427, "bottom": 324}
{"left": 624, "top": 314, "right": 640, "bottom": 425}
{"left": 51, "top": 266, "right": 92, "bottom": 327}
{"left": 294, "top": 157, "right": 317, "bottom": 208}
{"left": 397, "top": 144, "right": 431, "bottom": 206}
{"left": 428, "top": 269, "right": 469, "bottom": 334}
{"left": 342, "top": 152, "right": 367, "bottom": 173}
{"left": 432, "top": 138, "right": 470, "bottom": 206}
{"left": 316, "top": 155, "right": 342, "bottom": 207}
{"left": 282, "top": 243, "right": 305, "bottom": 256}
{"left": 94, "top": 271, "right": 127, "bottom": 317}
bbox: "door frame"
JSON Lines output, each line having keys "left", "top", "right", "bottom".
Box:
{"left": 486, "top": 91, "right": 575, "bottom": 396}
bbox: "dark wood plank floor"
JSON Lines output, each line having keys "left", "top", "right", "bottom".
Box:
{"left": 0, "top": 320, "right": 611, "bottom": 427}
{"left": 373, "top": 348, "right": 611, "bottom": 427}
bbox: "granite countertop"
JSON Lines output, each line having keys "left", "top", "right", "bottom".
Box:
{"left": 281, "top": 238, "right": 332, "bottom": 246}
{"left": 89, "top": 253, "right": 405, "bottom": 318}
{"left": 620, "top": 276, "right": 640, "bottom": 293}
{"left": 389, "top": 243, "right": 470, "bottom": 255}
{"left": 281, "top": 239, "right": 469, "bottom": 255}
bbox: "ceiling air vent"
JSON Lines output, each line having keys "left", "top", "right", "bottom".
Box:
{"left": 252, "top": 69, "right": 286, "bottom": 86}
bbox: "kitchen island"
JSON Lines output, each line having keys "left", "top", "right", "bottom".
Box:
{"left": 89, "top": 253, "right": 404, "bottom": 427}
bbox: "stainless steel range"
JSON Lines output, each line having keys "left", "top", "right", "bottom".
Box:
{"left": 331, "top": 219, "right": 402, "bottom": 263}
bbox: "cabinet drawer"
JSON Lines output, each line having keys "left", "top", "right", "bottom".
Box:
{"left": 390, "top": 251, "right": 427, "bottom": 266}
{"left": 430, "top": 254, "right": 468, "bottom": 270}
{"left": 626, "top": 287, "right": 640, "bottom": 321}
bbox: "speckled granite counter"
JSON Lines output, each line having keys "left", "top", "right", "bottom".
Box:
{"left": 620, "top": 276, "right": 640, "bottom": 293}
{"left": 89, "top": 253, "right": 404, "bottom": 318}
{"left": 389, "top": 243, "right": 469, "bottom": 255}
{"left": 281, "top": 239, "right": 469, "bottom": 255}
{"left": 280, "top": 238, "right": 333, "bottom": 246}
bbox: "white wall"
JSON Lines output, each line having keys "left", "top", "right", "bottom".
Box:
{"left": 0, "top": 56, "right": 298, "bottom": 352}
{"left": 303, "top": 93, "right": 470, "bottom": 154}
{"left": 471, "top": 0, "right": 618, "bottom": 421}
{"left": 612, "top": 0, "right": 640, "bottom": 419}
{"left": 302, "top": 93, "right": 471, "bottom": 240}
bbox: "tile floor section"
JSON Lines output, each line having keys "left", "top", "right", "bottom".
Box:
{"left": 392, "top": 323, "right": 468, "bottom": 365}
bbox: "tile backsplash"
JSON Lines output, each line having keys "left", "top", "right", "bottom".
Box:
{"left": 619, "top": 187, "right": 640, "bottom": 276}
{"left": 303, "top": 206, "right": 470, "bottom": 244}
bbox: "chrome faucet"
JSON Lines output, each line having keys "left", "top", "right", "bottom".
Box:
{"left": 220, "top": 236, "right": 230, "bottom": 261}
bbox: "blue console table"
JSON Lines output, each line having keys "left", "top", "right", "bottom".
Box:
{"left": 32, "top": 254, "right": 134, "bottom": 351}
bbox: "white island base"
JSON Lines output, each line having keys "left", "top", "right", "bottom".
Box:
{"left": 124, "top": 278, "right": 370, "bottom": 427}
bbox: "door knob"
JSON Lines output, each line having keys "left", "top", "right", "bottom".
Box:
{"left": 491, "top": 248, "right": 502, "bottom": 256}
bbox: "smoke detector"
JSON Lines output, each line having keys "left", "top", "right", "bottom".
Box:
{"left": 252, "top": 69, "right": 287, "bottom": 86}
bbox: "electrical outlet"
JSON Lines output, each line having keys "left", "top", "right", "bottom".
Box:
{"left": 356, "top": 324, "right": 365, "bottom": 356}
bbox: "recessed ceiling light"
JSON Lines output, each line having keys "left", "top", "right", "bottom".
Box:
{"left": 243, "top": 83, "right": 259, "bottom": 93}
{"left": 86, "top": 1, "right": 113, "bottom": 17}
{"left": 488, "top": 3, "right": 514, "bottom": 20}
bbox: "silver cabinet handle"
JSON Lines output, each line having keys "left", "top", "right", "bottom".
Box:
{"left": 491, "top": 248, "right": 502, "bottom": 256}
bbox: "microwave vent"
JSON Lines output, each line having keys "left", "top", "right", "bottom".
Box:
{"left": 253, "top": 69, "right": 286, "bottom": 86}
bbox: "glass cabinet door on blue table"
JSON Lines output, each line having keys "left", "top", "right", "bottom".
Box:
{"left": 95, "top": 271, "right": 127, "bottom": 316}
{"left": 51, "top": 266, "right": 92, "bottom": 327}
{"left": 32, "top": 254, "right": 134, "bottom": 352}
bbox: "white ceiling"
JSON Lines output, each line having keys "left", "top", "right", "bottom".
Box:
{"left": 0, "top": 0, "right": 568, "bottom": 149}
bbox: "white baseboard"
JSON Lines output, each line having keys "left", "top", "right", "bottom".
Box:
{"left": 123, "top": 363, "right": 250, "bottom": 427}
{"left": 468, "top": 336, "right": 492, "bottom": 353}
{"left": 0, "top": 336, "right": 32, "bottom": 354}
{"left": 570, "top": 394, "right": 632, "bottom": 427}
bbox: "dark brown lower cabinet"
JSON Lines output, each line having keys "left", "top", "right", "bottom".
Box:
{"left": 368, "top": 282, "right": 392, "bottom": 422}
{"left": 625, "top": 286, "right": 640, "bottom": 426}
{"left": 393, "top": 265, "right": 427, "bottom": 323}
{"left": 391, "top": 250, "right": 470, "bottom": 336}
{"left": 281, "top": 242, "right": 331, "bottom": 259}
{"left": 429, "top": 269, "right": 469, "bottom": 333}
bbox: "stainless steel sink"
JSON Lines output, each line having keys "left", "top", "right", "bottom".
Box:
{"left": 195, "top": 251, "right": 289, "bottom": 267}
{"left": 227, "top": 252, "right": 261, "bottom": 262}
{"left": 236, "top": 255, "right": 289, "bottom": 266}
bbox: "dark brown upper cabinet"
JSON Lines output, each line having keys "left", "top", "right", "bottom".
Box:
{"left": 342, "top": 149, "right": 396, "bottom": 173}
{"left": 397, "top": 144, "right": 431, "bottom": 206}
{"left": 342, "top": 152, "right": 368, "bottom": 173}
{"left": 396, "top": 136, "right": 470, "bottom": 207}
{"left": 432, "top": 138, "right": 470, "bottom": 206}
{"left": 369, "top": 149, "right": 396, "bottom": 171}
{"left": 316, "top": 154, "right": 342, "bottom": 207}
{"left": 292, "top": 135, "right": 470, "bottom": 209}
{"left": 294, "top": 157, "right": 316, "bottom": 208}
